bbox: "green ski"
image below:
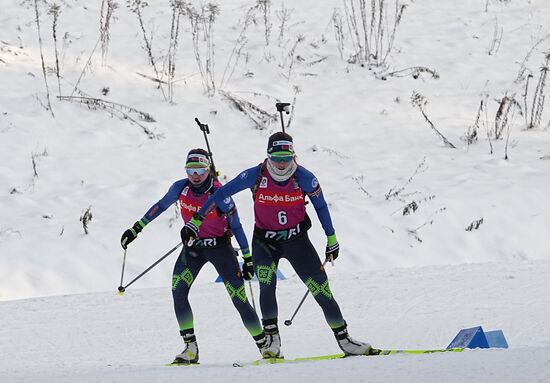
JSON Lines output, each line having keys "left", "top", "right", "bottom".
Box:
{"left": 232, "top": 348, "right": 464, "bottom": 367}
{"left": 165, "top": 361, "right": 200, "bottom": 367}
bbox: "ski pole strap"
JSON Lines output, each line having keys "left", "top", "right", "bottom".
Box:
{"left": 327, "top": 233, "right": 338, "bottom": 247}
{"left": 130, "top": 219, "right": 146, "bottom": 236}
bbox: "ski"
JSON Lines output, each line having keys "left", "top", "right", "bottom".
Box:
{"left": 375, "top": 348, "right": 464, "bottom": 356}
{"left": 164, "top": 360, "right": 200, "bottom": 367}
{"left": 232, "top": 348, "right": 464, "bottom": 367}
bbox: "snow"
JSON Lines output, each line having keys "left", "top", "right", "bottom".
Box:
{"left": 1, "top": 0, "right": 550, "bottom": 382}
{"left": 2, "top": 262, "right": 550, "bottom": 382}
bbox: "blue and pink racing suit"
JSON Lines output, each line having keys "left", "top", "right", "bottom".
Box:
{"left": 141, "top": 177, "right": 263, "bottom": 338}
{"left": 198, "top": 163, "right": 346, "bottom": 330}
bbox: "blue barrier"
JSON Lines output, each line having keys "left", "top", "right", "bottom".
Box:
{"left": 447, "top": 326, "right": 508, "bottom": 349}
{"left": 447, "top": 326, "right": 489, "bottom": 349}
{"left": 485, "top": 330, "right": 509, "bottom": 348}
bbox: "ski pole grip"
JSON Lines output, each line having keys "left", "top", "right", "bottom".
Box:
{"left": 195, "top": 117, "right": 210, "bottom": 134}
{"left": 276, "top": 102, "right": 291, "bottom": 114}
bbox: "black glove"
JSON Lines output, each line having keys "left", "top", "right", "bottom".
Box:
{"left": 325, "top": 234, "right": 340, "bottom": 262}
{"left": 121, "top": 220, "right": 145, "bottom": 249}
{"left": 180, "top": 213, "right": 204, "bottom": 246}
{"left": 241, "top": 249, "right": 254, "bottom": 280}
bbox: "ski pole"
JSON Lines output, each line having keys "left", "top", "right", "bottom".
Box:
{"left": 275, "top": 102, "right": 290, "bottom": 133}
{"left": 284, "top": 259, "right": 328, "bottom": 326}
{"left": 117, "top": 249, "right": 128, "bottom": 295}
{"left": 235, "top": 247, "right": 258, "bottom": 313}
{"left": 194, "top": 117, "right": 217, "bottom": 176}
{"left": 247, "top": 280, "right": 257, "bottom": 313}
{"left": 117, "top": 242, "right": 183, "bottom": 294}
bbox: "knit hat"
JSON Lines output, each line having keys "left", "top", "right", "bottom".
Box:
{"left": 186, "top": 148, "right": 210, "bottom": 167}
{"left": 267, "top": 132, "right": 294, "bottom": 155}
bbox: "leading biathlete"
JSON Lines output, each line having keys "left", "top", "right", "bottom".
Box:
{"left": 181, "top": 134, "right": 376, "bottom": 358}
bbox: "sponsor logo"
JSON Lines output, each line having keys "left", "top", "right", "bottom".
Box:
{"left": 180, "top": 196, "right": 219, "bottom": 220}
{"left": 272, "top": 140, "right": 294, "bottom": 152}
{"left": 257, "top": 192, "right": 304, "bottom": 205}
{"left": 264, "top": 224, "right": 301, "bottom": 241}
{"left": 311, "top": 178, "right": 319, "bottom": 188}
{"left": 259, "top": 177, "right": 268, "bottom": 188}
{"left": 181, "top": 201, "right": 198, "bottom": 213}
{"left": 181, "top": 186, "right": 189, "bottom": 196}
{"left": 194, "top": 238, "right": 217, "bottom": 247}
{"left": 149, "top": 205, "right": 159, "bottom": 216}
{"left": 240, "top": 171, "right": 248, "bottom": 179}
{"left": 187, "top": 154, "right": 210, "bottom": 165}
{"left": 308, "top": 187, "right": 322, "bottom": 198}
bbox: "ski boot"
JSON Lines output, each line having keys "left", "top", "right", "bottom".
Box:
{"left": 255, "top": 322, "right": 282, "bottom": 359}
{"left": 173, "top": 329, "right": 199, "bottom": 364}
{"left": 333, "top": 325, "right": 376, "bottom": 356}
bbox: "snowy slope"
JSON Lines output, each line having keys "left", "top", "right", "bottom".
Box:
{"left": 2, "top": 260, "right": 550, "bottom": 383}
{"left": 1, "top": 0, "right": 550, "bottom": 381}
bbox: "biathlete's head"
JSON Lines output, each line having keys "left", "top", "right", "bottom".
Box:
{"left": 185, "top": 148, "right": 212, "bottom": 186}
{"left": 266, "top": 132, "right": 297, "bottom": 181}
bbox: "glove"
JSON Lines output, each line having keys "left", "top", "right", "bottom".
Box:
{"left": 121, "top": 220, "right": 146, "bottom": 249}
{"left": 241, "top": 248, "right": 254, "bottom": 280}
{"left": 181, "top": 213, "right": 204, "bottom": 246}
{"left": 325, "top": 233, "right": 340, "bottom": 262}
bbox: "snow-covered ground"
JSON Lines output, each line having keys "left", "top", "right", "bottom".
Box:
{"left": 1, "top": 0, "right": 550, "bottom": 381}
{"left": 2, "top": 261, "right": 550, "bottom": 382}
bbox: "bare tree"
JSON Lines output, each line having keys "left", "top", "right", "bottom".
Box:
{"left": 257, "top": 0, "right": 272, "bottom": 46}
{"left": 332, "top": 8, "right": 345, "bottom": 59}
{"left": 33, "top": 0, "right": 55, "bottom": 117}
{"left": 281, "top": 34, "right": 305, "bottom": 80}
{"left": 411, "top": 92, "right": 456, "bottom": 148}
{"left": 341, "top": 0, "right": 407, "bottom": 68}
{"left": 220, "top": 4, "right": 259, "bottom": 89}
{"left": 99, "top": 0, "right": 118, "bottom": 66}
{"left": 58, "top": 95, "right": 161, "bottom": 139}
{"left": 31, "top": 148, "right": 48, "bottom": 180}
{"left": 515, "top": 34, "right": 550, "bottom": 83}
{"left": 127, "top": 0, "right": 167, "bottom": 100}
{"left": 527, "top": 54, "right": 549, "bottom": 130}
{"left": 276, "top": 3, "right": 293, "bottom": 47}
{"left": 166, "top": 0, "right": 188, "bottom": 101}
{"left": 48, "top": 4, "right": 62, "bottom": 96}
{"left": 494, "top": 93, "right": 521, "bottom": 139}
{"left": 463, "top": 99, "right": 484, "bottom": 146}
{"left": 80, "top": 206, "right": 93, "bottom": 235}
{"left": 385, "top": 157, "right": 428, "bottom": 201}
{"left": 487, "top": 17, "right": 503, "bottom": 56}
{"left": 185, "top": 3, "right": 220, "bottom": 96}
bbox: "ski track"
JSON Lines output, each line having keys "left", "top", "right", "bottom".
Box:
{"left": 2, "top": 261, "right": 550, "bottom": 383}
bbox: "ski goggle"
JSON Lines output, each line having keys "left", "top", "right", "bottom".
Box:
{"left": 268, "top": 153, "right": 294, "bottom": 163}
{"left": 185, "top": 166, "right": 210, "bottom": 176}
